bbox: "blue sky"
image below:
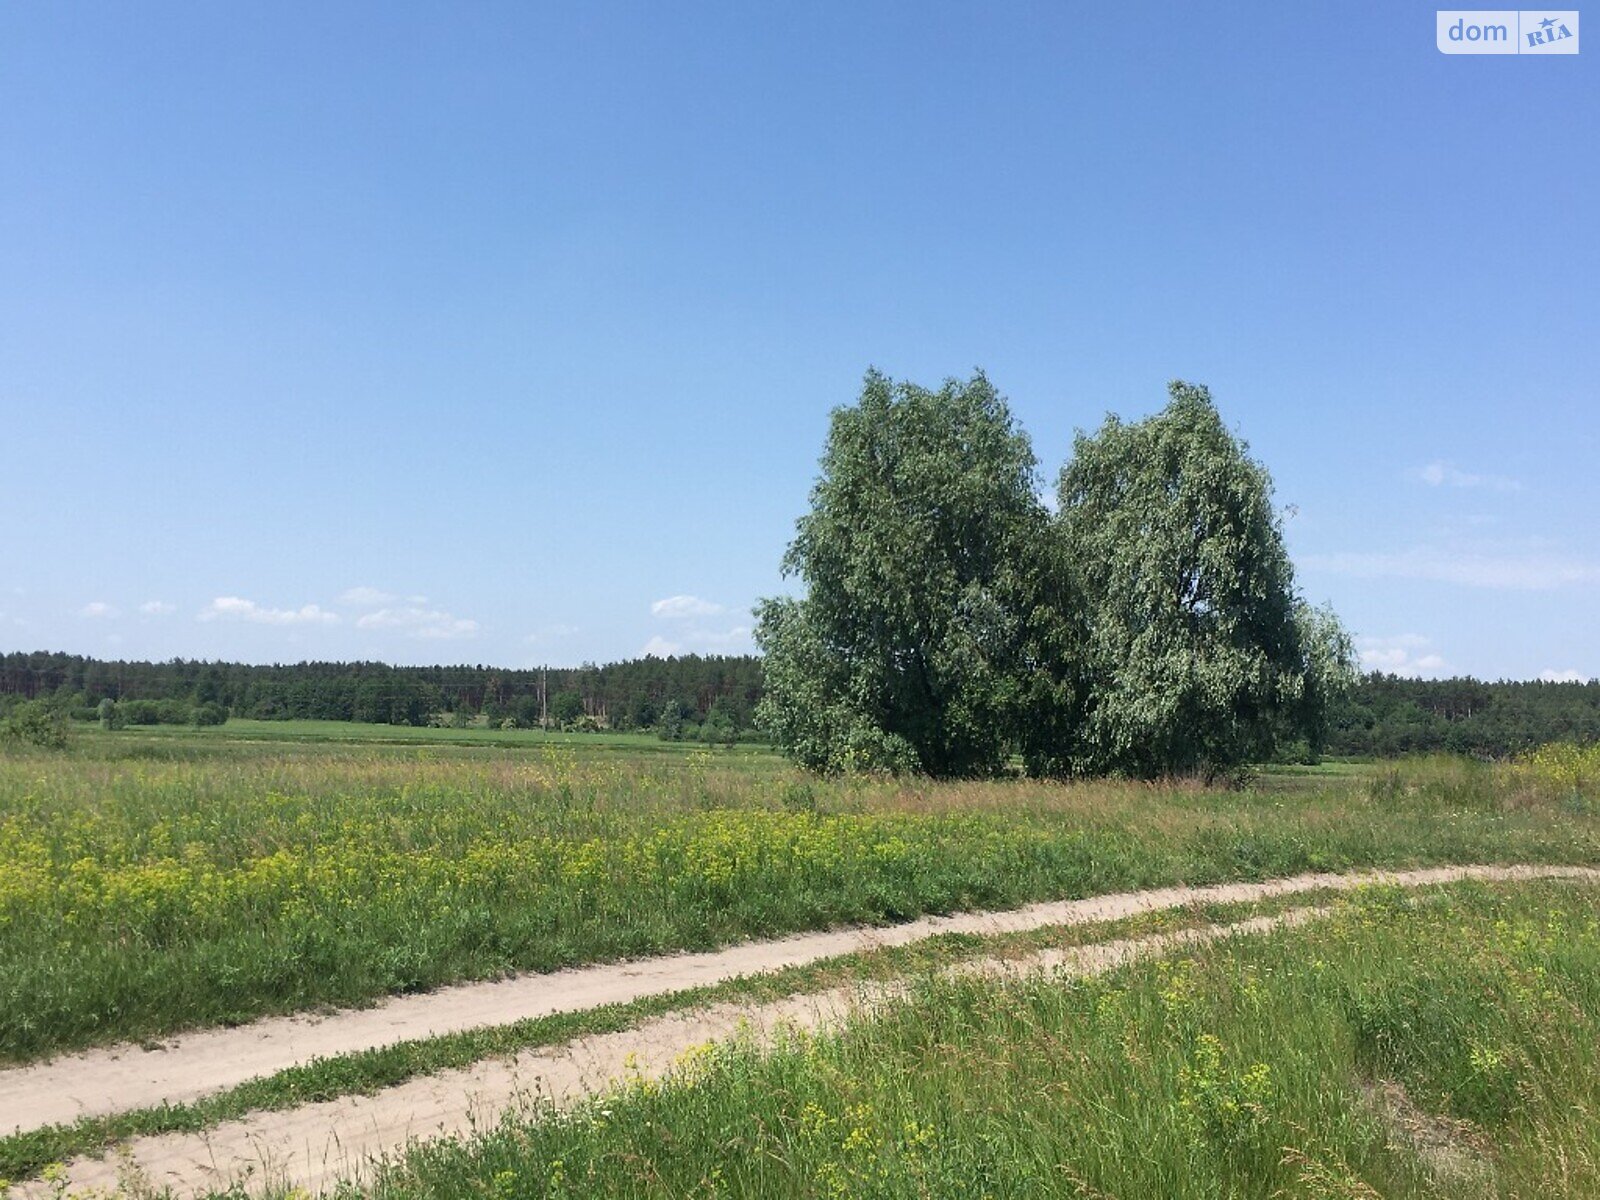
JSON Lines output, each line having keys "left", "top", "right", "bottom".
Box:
{"left": 2, "top": 2, "right": 1594, "bottom": 679}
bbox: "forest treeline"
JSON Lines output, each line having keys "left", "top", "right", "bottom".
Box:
{"left": 0, "top": 649, "right": 1595, "bottom": 757}
{"left": 0, "top": 651, "right": 763, "bottom": 739}
{"left": 1326, "top": 673, "right": 1600, "bottom": 758}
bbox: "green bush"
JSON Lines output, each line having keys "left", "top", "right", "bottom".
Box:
{"left": 116, "top": 698, "right": 195, "bottom": 726}
{"left": 1, "top": 701, "right": 70, "bottom": 749}
{"left": 191, "top": 701, "right": 228, "bottom": 727}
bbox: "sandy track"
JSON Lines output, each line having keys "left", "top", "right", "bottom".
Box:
{"left": 11, "top": 866, "right": 1600, "bottom": 1198}
{"left": 16, "top": 910, "right": 1328, "bottom": 1199}
{"left": 1, "top": 866, "right": 1593, "bottom": 1149}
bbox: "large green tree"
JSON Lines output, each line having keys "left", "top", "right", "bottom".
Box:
{"left": 756, "top": 369, "right": 1046, "bottom": 776}
{"left": 1053, "top": 381, "right": 1353, "bottom": 777}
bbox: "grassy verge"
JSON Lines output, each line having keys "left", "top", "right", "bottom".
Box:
{"left": 0, "top": 892, "right": 1336, "bottom": 1185}
{"left": 1, "top": 739, "right": 1596, "bottom": 1063}
{"left": 72, "top": 718, "right": 769, "bottom": 757}
{"left": 350, "top": 879, "right": 1600, "bottom": 1200}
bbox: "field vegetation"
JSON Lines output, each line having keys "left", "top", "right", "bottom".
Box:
{"left": 0, "top": 891, "right": 1329, "bottom": 1184}
{"left": 2, "top": 728, "right": 1597, "bottom": 1066}
{"left": 353, "top": 879, "right": 1600, "bottom": 1199}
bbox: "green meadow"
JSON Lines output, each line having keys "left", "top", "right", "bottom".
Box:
{"left": 1, "top": 726, "right": 1597, "bottom": 1065}
{"left": 360, "top": 879, "right": 1600, "bottom": 1199}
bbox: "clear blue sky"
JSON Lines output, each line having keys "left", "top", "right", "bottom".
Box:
{"left": 3, "top": 2, "right": 1594, "bottom": 679}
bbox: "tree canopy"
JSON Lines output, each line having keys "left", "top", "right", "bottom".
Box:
{"left": 1053, "top": 381, "right": 1353, "bottom": 777}
{"left": 757, "top": 372, "right": 1355, "bottom": 778}
{"left": 757, "top": 370, "right": 1044, "bottom": 776}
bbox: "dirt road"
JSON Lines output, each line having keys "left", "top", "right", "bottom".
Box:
{"left": 7, "top": 864, "right": 1596, "bottom": 1198}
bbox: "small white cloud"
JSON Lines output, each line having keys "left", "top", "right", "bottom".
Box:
{"left": 1414, "top": 460, "right": 1521, "bottom": 492}
{"left": 641, "top": 635, "right": 683, "bottom": 658}
{"left": 200, "top": 597, "right": 339, "bottom": 625}
{"left": 356, "top": 606, "right": 478, "bottom": 639}
{"left": 339, "top": 586, "right": 424, "bottom": 607}
{"left": 1539, "top": 669, "right": 1593, "bottom": 683}
{"left": 80, "top": 601, "right": 119, "bottom": 619}
{"left": 1303, "top": 547, "right": 1600, "bottom": 590}
{"left": 1356, "top": 634, "right": 1449, "bottom": 678}
{"left": 139, "top": 600, "right": 176, "bottom": 616}
{"left": 651, "top": 594, "right": 726, "bottom": 619}
{"left": 640, "top": 626, "right": 754, "bottom": 658}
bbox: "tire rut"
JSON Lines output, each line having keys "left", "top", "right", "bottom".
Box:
{"left": 7, "top": 864, "right": 1597, "bottom": 1197}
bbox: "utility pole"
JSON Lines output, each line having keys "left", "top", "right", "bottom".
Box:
{"left": 540, "top": 666, "right": 548, "bottom": 730}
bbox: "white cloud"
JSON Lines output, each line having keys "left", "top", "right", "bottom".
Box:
{"left": 200, "top": 597, "right": 339, "bottom": 625}
{"left": 339, "top": 586, "right": 399, "bottom": 606}
{"left": 1355, "top": 634, "right": 1449, "bottom": 677}
{"left": 1539, "top": 669, "right": 1593, "bottom": 684}
{"left": 651, "top": 594, "right": 726, "bottom": 619}
{"left": 80, "top": 601, "right": 119, "bottom": 619}
{"left": 139, "top": 600, "right": 176, "bottom": 616}
{"left": 356, "top": 606, "right": 478, "bottom": 639}
{"left": 1303, "top": 547, "right": 1600, "bottom": 590}
{"left": 1414, "top": 460, "right": 1521, "bottom": 492}
{"left": 640, "top": 625, "right": 754, "bottom": 658}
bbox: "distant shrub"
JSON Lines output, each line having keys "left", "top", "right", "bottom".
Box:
{"left": 118, "top": 699, "right": 159, "bottom": 725}
{"left": 107, "top": 700, "right": 197, "bottom": 729}
{"left": 98, "top": 698, "right": 125, "bottom": 730}
{"left": 2, "top": 700, "right": 70, "bottom": 749}
{"left": 118, "top": 699, "right": 194, "bottom": 726}
{"left": 1271, "top": 737, "right": 1317, "bottom": 766}
{"left": 657, "top": 701, "right": 687, "bottom": 741}
{"left": 191, "top": 701, "right": 228, "bottom": 727}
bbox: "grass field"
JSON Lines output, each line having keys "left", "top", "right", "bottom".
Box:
{"left": 0, "top": 890, "right": 1335, "bottom": 1185}
{"left": 62, "top": 718, "right": 776, "bottom": 760}
{"left": 359, "top": 879, "right": 1600, "bottom": 1199}
{"left": 1, "top": 725, "right": 1596, "bottom": 1065}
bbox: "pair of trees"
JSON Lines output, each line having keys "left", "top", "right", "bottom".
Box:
{"left": 756, "top": 371, "right": 1354, "bottom": 779}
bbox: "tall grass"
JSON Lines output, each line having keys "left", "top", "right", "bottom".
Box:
{"left": 1, "top": 737, "right": 1596, "bottom": 1063}
{"left": 360, "top": 881, "right": 1600, "bottom": 1199}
